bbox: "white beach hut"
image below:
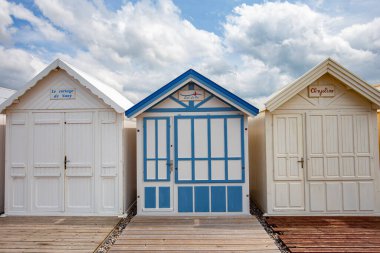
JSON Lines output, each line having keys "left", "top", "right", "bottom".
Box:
{"left": 249, "top": 58, "right": 380, "bottom": 215}
{"left": 126, "top": 69, "right": 258, "bottom": 215}
{"left": 0, "top": 59, "right": 136, "bottom": 215}
{"left": 0, "top": 87, "right": 16, "bottom": 214}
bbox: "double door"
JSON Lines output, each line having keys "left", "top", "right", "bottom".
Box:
{"left": 273, "top": 111, "right": 375, "bottom": 212}
{"left": 142, "top": 114, "right": 245, "bottom": 213}
{"left": 32, "top": 111, "right": 94, "bottom": 213}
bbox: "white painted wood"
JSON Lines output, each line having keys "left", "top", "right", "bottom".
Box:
{"left": 0, "top": 115, "right": 5, "bottom": 214}
{"left": 194, "top": 119, "right": 208, "bottom": 158}
{"left": 326, "top": 182, "right": 342, "bottom": 211}
{"left": 309, "top": 182, "right": 325, "bottom": 211}
{"left": 178, "top": 161, "right": 192, "bottom": 181}
{"left": 252, "top": 63, "right": 380, "bottom": 216}
{"left": 210, "top": 118, "right": 224, "bottom": 158}
{"left": 146, "top": 161, "right": 156, "bottom": 180}
{"left": 343, "top": 182, "right": 358, "bottom": 211}
{"left": 211, "top": 160, "right": 225, "bottom": 180}
{"left": 227, "top": 118, "right": 241, "bottom": 157}
{"left": 266, "top": 58, "right": 380, "bottom": 111}
{"left": 32, "top": 112, "right": 64, "bottom": 212}
{"left": 64, "top": 112, "right": 94, "bottom": 213}
{"left": 151, "top": 85, "right": 233, "bottom": 110}
{"left": 0, "top": 59, "right": 133, "bottom": 114}
{"left": 272, "top": 114, "right": 304, "bottom": 210}
{"left": 146, "top": 120, "right": 155, "bottom": 159}
{"left": 177, "top": 119, "right": 191, "bottom": 158}
{"left": 359, "top": 182, "right": 375, "bottom": 211}
{"left": 157, "top": 120, "right": 167, "bottom": 158}
{"left": 8, "top": 113, "right": 28, "bottom": 212}
{"left": 194, "top": 160, "right": 208, "bottom": 180}
{"left": 3, "top": 66, "right": 133, "bottom": 216}
{"left": 228, "top": 160, "right": 242, "bottom": 180}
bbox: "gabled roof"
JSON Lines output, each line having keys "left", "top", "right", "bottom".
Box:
{"left": 125, "top": 69, "right": 259, "bottom": 118}
{"left": 0, "top": 59, "right": 133, "bottom": 113}
{"left": 265, "top": 58, "right": 380, "bottom": 111}
{"left": 0, "top": 87, "right": 16, "bottom": 105}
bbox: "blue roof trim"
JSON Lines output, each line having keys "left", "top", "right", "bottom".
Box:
{"left": 125, "top": 69, "right": 259, "bottom": 117}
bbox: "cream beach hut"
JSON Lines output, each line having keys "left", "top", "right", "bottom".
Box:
{"left": 250, "top": 58, "right": 380, "bottom": 215}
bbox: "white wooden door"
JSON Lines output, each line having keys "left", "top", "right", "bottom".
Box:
{"left": 32, "top": 112, "right": 64, "bottom": 212}
{"left": 306, "top": 112, "right": 375, "bottom": 212}
{"left": 273, "top": 114, "right": 304, "bottom": 210}
{"left": 64, "top": 112, "right": 94, "bottom": 213}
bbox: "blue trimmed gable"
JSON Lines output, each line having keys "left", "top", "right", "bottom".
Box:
{"left": 125, "top": 69, "right": 258, "bottom": 117}
{"left": 148, "top": 83, "right": 237, "bottom": 113}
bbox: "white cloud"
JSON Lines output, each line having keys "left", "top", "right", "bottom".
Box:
{"left": 340, "top": 17, "right": 380, "bottom": 52}
{"left": 224, "top": 1, "right": 380, "bottom": 85}
{"left": 31, "top": 0, "right": 229, "bottom": 103}
{"left": 0, "top": 0, "right": 13, "bottom": 45}
{"left": 0, "top": 0, "right": 379, "bottom": 108}
{"left": 0, "top": 46, "right": 45, "bottom": 89}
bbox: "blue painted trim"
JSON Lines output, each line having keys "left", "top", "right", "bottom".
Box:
{"left": 125, "top": 69, "right": 259, "bottom": 118}
{"left": 174, "top": 115, "right": 245, "bottom": 184}
{"left": 159, "top": 187, "right": 170, "bottom": 208}
{"left": 166, "top": 117, "right": 170, "bottom": 180}
{"left": 143, "top": 118, "right": 148, "bottom": 182}
{"left": 227, "top": 186, "right": 243, "bottom": 212}
{"left": 145, "top": 187, "right": 156, "bottom": 208}
{"left": 177, "top": 157, "right": 241, "bottom": 161}
{"left": 188, "top": 82, "right": 195, "bottom": 108}
{"left": 195, "top": 94, "right": 215, "bottom": 108}
{"left": 176, "top": 179, "right": 244, "bottom": 184}
{"left": 143, "top": 117, "right": 171, "bottom": 182}
{"left": 176, "top": 115, "right": 243, "bottom": 119}
{"left": 240, "top": 116, "right": 245, "bottom": 181}
{"left": 146, "top": 158, "right": 167, "bottom": 161}
{"left": 168, "top": 95, "right": 188, "bottom": 108}
{"left": 207, "top": 117, "right": 212, "bottom": 181}
{"left": 174, "top": 117, "right": 179, "bottom": 183}
{"left": 211, "top": 186, "right": 226, "bottom": 212}
{"left": 195, "top": 186, "right": 209, "bottom": 212}
{"left": 155, "top": 119, "right": 158, "bottom": 180}
{"left": 178, "top": 186, "right": 193, "bottom": 212}
{"left": 146, "top": 107, "right": 239, "bottom": 113}
{"left": 191, "top": 118, "right": 195, "bottom": 181}
{"left": 224, "top": 118, "right": 228, "bottom": 181}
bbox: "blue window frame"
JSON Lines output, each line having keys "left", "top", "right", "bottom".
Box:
{"left": 174, "top": 115, "right": 245, "bottom": 183}
{"left": 143, "top": 117, "right": 170, "bottom": 182}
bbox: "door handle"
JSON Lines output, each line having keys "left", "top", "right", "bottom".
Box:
{"left": 64, "top": 156, "right": 68, "bottom": 170}
{"left": 168, "top": 160, "right": 173, "bottom": 173}
{"left": 298, "top": 157, "right": 304, "bottom": 168}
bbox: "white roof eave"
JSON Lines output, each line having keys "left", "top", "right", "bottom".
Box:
{"left": 265, "top": 58, "right": 380, "bottom": 112}
{"left": 0, "top": 59, "right": 133, "bottom": 114}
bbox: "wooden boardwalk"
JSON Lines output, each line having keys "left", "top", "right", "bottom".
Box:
{"left": 267, "top": 216, "right": 380, "bottom": 253}
{"left": 0, "top": 216, "right": 120, "bottom": 253}
{"left": 109, "top": 215, "right": 280, "bottom": 252}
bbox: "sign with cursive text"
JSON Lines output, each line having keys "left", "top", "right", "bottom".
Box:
{"left": 308, "top": 85, "right": 335, "bottom": 98}
{"left": 50, "top": 88, "right": 76, "bottom": 100}
{"left": 178, "top": 90, "right": 205, "bottom": 101}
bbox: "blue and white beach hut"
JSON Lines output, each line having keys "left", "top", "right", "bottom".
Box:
{"left": 126, "top": 69, "right": 258, "bottom": 215}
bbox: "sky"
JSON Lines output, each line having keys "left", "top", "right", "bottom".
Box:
{"left": 0, "top": 0, "right": 379, "bottom": 107}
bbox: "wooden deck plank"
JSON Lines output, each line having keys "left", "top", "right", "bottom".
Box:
{"left": 268, "top": 216, "right": 380, "bottom": 253}
{"left": 0, "top": 216, "right": 120, "bottom": 252}
{"left": 109, "top": 215, "right": 280, "bottom": 252}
